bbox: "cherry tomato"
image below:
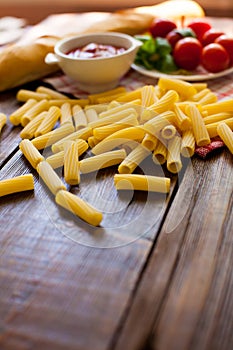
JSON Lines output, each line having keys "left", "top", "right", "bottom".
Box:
{"left": 201, "top": 43, "right": 230, "bottom": 72}
{"left": 215, "top": 35, "right": 233, "bottom": 65}
{"left": 149, "top": 18, "right": 177, "bottom": 38}
{"left": 166, "top": 30, "right": 183, "bottom": 48}
{"left": 202, "top": 29, "right": 225, "bottom": 46}
{"left": 187, "top": 19, "right": 211, "bottom": 41}
{"left": 173, "top": 37, "right": 202, "bottom": 70}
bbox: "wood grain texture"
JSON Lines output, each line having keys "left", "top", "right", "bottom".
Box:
{"left": 113, "top": 150, "right": 233, "bottom": 350}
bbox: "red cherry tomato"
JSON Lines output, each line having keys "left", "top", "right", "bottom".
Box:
{"left": 202, "top": 29, "right": 225, "bottom": 46}
{"left": 201, "top": 43, "right": 230, "bottom": 72}
{"left": 173, "top": 37, "right": 202, "bottom": 70}
{"left": 166, "top": 30, "right": 183, "bottom": 48}
{"left": 149, "top": 18, "right": 177, "bottom": 38}
{"left": 187, "top": 19, "right": 212, "bottom": 41}
{"left": 215, "top": 35, "right": 233, "bottom": 65}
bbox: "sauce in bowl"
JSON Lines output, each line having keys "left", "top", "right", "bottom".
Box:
{"left": 66, "top": 42, "right": 126, "bottom": 59}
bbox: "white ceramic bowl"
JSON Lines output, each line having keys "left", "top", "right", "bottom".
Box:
{"left": 45, "top": 32, "right": 142, "bottom": 93}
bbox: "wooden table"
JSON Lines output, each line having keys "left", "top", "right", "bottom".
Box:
{"left": 0, "top": 19, "right": 233, "bottom": 350}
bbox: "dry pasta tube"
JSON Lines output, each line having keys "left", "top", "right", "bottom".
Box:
{"left": 206, "top": 117, "right": 233, "bottom": 138}
{"left": 91, "top": 127, "right": 145, "bottom": 155}
{"left": 55, "top": 190, "right": 103, "bottom": 226}
{"left": 181, "top": 130, "right": 195, "bottom": 158}
{"left": 142, "top": 111, "right": 175, "bottom": 138}
{"left": 64, "top": 141, "right": 80, "bottom": 185}
{"left": 191, "top": 88, "right": 211, "bottom": 102}
{"left": 114, "top": 174, "right": 170, "bottom": 193}
{"left": 141, "top": 85, "right": 158, "bottom": 107}
{"left": 201, "top": 99, "right": 233, "bottom": 115}
{"left": 21, "top": 99, "right": 50, "bottom": 127}
{"left": 98, "top": 101, "right": 140, "bottom": 119}
{"left": 20, "top": 111, "right": 47, "bottom": 139}
{"left": 167, "top": 135, "right": 182, "bottom": 174}
{"left": 88, "top": 107, "right": 138, "bottom": 129}
{"left": 158, "top": 77, "right": 197, "bottom": 99}
{"left": 88, "top": 86, "right": 126, "bottom": 104}
{"left": 37, "top": 161, "right": 66, "bottom": 195}
{"left": 85, "top": 108, "right": 98, "bottom": 123}
{"left": 9, "top": 99, "right": 37, "bottom": 126}
{"left": 46, "top": 139, "right": 88, "bottom": 169}
{"left": 192, "top": 83, "right": 208, "bottom": 91}
{"left": 188, "top": 104, "right": 210, "bottom": 146}
{"left": 160, "top": 125, "right": 177, "bottom": 140}
{"left": 35, "top": 106, "right": 61, "bottom": 137}
{"left": 93, "top": 114, "right": 138, "bottom": 141}
{"left": 217, "top": 122, "right": 233, "bottom": 154}
{"left": 48, "top": 99, "right": 89, "bottom": 108}
{"left": 0, "top": 174, "right": 34, "bottom": 197}
{"left": 203, "top": 112, "right": 233, "bottom": 125}
{"left": 79, "top": 149, "right": 127, "bottom": 174}
{"left": 141, "top": 133, "right": 158, "bottom": 151}
{"left": 85, "top": 104, "right": 107, "bottom": 114}
{"left": 36, "top": 86, "right": 69, "bottom": 100}
{"left": 198, "top": 92, "right": 218, "bottom": 105}
{"left": 96, "top": 92, "right": 126, "bottom": 104}
{"left": 60, "top": 102, "right": 73, "bottom": 125}
{"left": 118, "top": 145, "right": 150, "bottom": 174}
{"left": 20, "top": 139, "right": 44, "bottom": 169}
{"left": 51, "top": 126, "right": 92, "bottom": 153}
{"left": 152, "top": 140, "right": 167, "bottom": 165}
{"left": 72, "top": 105, "right": 88, "bottom": 130}
{"left": 88, "top": 136, "right": 100, "bottom": 148}
{"left": 115, "top": 88, "right": 142, "bottom": 103}
{"left": 173, "top": 104, "right": 191, "bottom": 131}
{"left": 32, "top": 122, "right": 75, "bottom": 150}
{"left": 16, "top": 89, "right": 50, "bottom": 102}
{"left": 0, "top": 113, "right": 7, "bottom": 133}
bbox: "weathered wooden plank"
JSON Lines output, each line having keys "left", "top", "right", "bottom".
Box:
{"left": 113, "top": 150, "right": 233, "bottom": 350}
{"left": 0, "top": 141, "right": 177, "bottom": 350}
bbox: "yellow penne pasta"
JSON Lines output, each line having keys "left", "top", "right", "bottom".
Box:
{"left": 191, "top": 88, "right": 211, "bottom": 102}
{"left": 85, "top": 108, "right": 99, "bottom": 123}
{"left": 141, "top": 85, "right": 158, "bottom": 107}
{"left": 79, "top": 149, "right": 127, "bottom": 174}
{"left": 114, "top": 174, "right": 170, "bottom": 193}
{"left": 198, "top": 92, "right": 218, "bottom": 105}
{"left": 206, "top": 117, "right": 233, "bottom": 138}
{"left": 36, "top": 86, "right": 69, "bottom": 100}
{"left": 48, "top": 99, "right": 89, "bottom": 107}
{"left": 201, "top": 99, "right": 233, "bottom": 115}
{"left": 181, "top": 129, "right": 195, "bottom": 158}
{"left": 51, "top": 126, "right": 92, "bottom": 153}
{"left": 88, "top": 136, "right": 100, "bottom": 148}
{"left": 55, "top": 190, "right": 103, "bottom": 226}
{"left": 118, "top": 145, "right": 150, "bottom": 174}
{"left": 91, "top": 126, "right": 145, "bottom": 155}
{"left": 88, "top": 86, "right": 127, "bottom": 104}
{"left": 93, "top": 114, "right": 138, "bottom": 141}
{"left": 64, "top": 141, "right": 80, "bottom": 185}
{"left": 46, "top": 139, "right": 88, "bottom": 169}
{"left": 141, "top": 133, "right": 158, "bottom": 151}
{"left": 21, "top": 99, "right": 50, "bottom": 127}
{"left": 158, "top": 77, "right": 197, "bottom": 99}
{"left": 203, "top": 112, "right": 233, "bottom": 125}
{"left": 173, "top": 104, "right": 191, "bottom": 131}
{"left": 37, "top": 161, "right": 66, "bottom": 195}
{"left": 192, "top": 83, "right": 208, "bottom": 91}
{"left": 0, "top": 113, "right": 7, "bottom": 133}
{"left": 60, "top": 102, "right": 73, "bottom": 125}
{"left": 85, "top": 103, "right": 107, "bottom": 114}
{"left": 96, "top": 92, "right": 126, "bottom": 104}
{"left": 160, "top": 125, "right": 177, "bottom": 140}
{"left": 32, "top": 122, "right": 75, "bottom": 150}
{"left": 88, "top": 108, "right": 138, "bottom": 129}
{"left": 20, "top": 139, "right": 44, "bottom": 169}
{"left": 20, "top": 111, "right": 47, "bottom": 139}
{"left": 142, "top": 90, "right": 179, "bottom": 121}
{"left": 98, "top": 101, "right": 140, "bottom": 119}
{"left": 72, "top": 105, "right": 88, "bottom": 130}
{"left": 9, "top": 99, "right": 37, "bottom": 126}
{"left": 217, "top": 122, "right": 233, "bottom": 154}
{"left": 167, "top": 135, "right": 182, "bottom": 173}
{"left": 115, "top": 88, "right": 142, "bottom": 103}
{"left": 152, "top": 140, "right": 167, "bottom": 165}
{"left": 188, "top": 104, "right": 210, "bottom": 146}
{"left": 107, "top": 100, "right": 121, "bottom": 109}
{"left": 0, "top": 174, "right": 34, "bottom": 197}
{"left": 34, "top": 106, "right": 61, "bottom": 137}
{"left": 16, "top": 89, "right": 50, "bottom": 102}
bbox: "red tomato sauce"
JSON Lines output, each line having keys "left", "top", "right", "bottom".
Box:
{"left": 66, "top": 43, "right": 126, "bottom": 58}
